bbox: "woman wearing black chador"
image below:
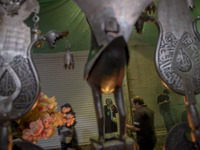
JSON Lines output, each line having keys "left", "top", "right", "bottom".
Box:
{"left": 104, "top": 98, "right": 118, "bottom": 133}
{"left": 57, "top": 103, "right": 81, "bottom": 150}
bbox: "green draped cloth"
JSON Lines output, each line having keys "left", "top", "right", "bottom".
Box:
{"left": 25, "top": 0, "right": 91, "bottom": 53}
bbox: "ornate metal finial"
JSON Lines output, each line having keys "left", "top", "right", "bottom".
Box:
{"left": 0, "top": 0, "right": 25, "bottom": 16}
{"left": 0, "top": 0, "right": 40, "bottom": 149}
{"left": 31, "top": 11, "right": 42, "bottom": 48}
{"left": 64, "top": 37, "right": 74, "bottom": 70}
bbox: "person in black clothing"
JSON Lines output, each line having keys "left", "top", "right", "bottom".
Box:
{"left": 104, "top": 98, "right": 118, "bottom": 133}
{"left": 127, "top": 96, "right": 156, "bottom": 150}
{"left": 157, "top": 89, "right": 176, "bottom": 132}
{"left": 57, "top": 103, "right": 81, "bottom": 150}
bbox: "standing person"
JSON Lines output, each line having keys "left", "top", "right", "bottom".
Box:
{"left": 157, "top": 89, "right": 176, "bottom": 132}
{"left": 104, "top": 98, "right": 118, "bottom": 133}
{"left": 57, "top": 103, "right": 81, "bottom": 150}
{"left": 126, "top": 96, "right": 157, "bottom": 150}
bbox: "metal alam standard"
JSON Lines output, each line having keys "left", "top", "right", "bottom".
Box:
{"left": 0, "top": 0, "right": 69, "bottom": 149}
{"left": 0, "top": 0, "right": 200, "bottom": 150}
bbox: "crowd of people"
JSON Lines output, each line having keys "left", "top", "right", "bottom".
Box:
{"left": 57, "top": 89, "right": 181, "bottom": 150}
{"left": 125, "top": 89, "right": 179, "bottom": 150}
{"left": 102, "top": 88, "right": 179, "bottom": 150}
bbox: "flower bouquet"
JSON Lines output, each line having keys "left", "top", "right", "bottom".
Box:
{"left": 14, "top": 92, "right": 75, "bottom": 143}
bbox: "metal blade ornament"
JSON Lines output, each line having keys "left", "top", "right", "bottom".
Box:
{"left": 0, "top": 0, "right": 40, "bottom": 149}
{"left": 31, "top": 11, "right": 42, "bottom": 48}
{"left": 73, "top": 0, "right": 154, "bottom": 148}
{"left": 74, "top": 0, "right": 153, "bottom": 45}
{"left": 134, "top": 11, "right": 155, "bottom": 35}
{"left": 0, "top": 0, "right": 26, "bottom": 16}
{"left": 154, "top": 0, "right": 200, "bottom": 149}
{"left": 64, "top": 37, "right": 74, "bottom": 70}
{"left": 32, "top": 30, "right": 69, "bottom": 50}
{"left": 0, "top": 0, "right": 40, "bottom": 123}
{"left": 0, "top": 0, "right": 68, "bottom": 149}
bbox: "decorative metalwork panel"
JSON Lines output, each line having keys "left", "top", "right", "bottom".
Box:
{"left": 10, "top": 56, "right": 37, "bottom": 109}
{"left": 158, "top": 32, "right": 181, "bottom": 89}
{"left": 155, "top": 0, "right": 200, "bottom": 148}
{"left": 156, "top": 32, "right": 200, "bottom": 95}
{"left": 0, "top": 0, "right": 40, "bottom": 121}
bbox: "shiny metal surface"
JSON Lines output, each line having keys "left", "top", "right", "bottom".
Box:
{"left": 155, "top": 0, "right": 200, "bottom": 148}
{"left": 0, "top": 125, "right": 12, "bottom": 150}
{"left": 74, "top": 0, "right": 153, "bottom": 46}
{"left": 0, "top": 0, "right": 40, "bottom": 121}
{"left": 0, "top": 0, "right": 26, "bottom": 16}
{"left": 165, "top": 122, "right": 193, "bottom": 150}
{"left": 73, "top": 0, "right": 155, "bottom": 146}
{"left": 0, "top": 1, "right": 40, "bottom": 149}
{"left": 155, "top": 0, "right": 199, "bottom": 95}
{"left": 86, "top": 36, "right": 129, "bottom": 143}
{"left": 0, "top": 1, "right": 69, "bottom": 149}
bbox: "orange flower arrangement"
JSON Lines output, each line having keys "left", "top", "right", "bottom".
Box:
{"left": 14, "top": 92, "right": 75, "bottom": 143}
{"left": 61, "top": 106, "right": 76, "bottom": 127}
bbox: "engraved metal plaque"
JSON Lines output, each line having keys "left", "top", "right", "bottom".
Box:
{"left": 155, "top": 0, "right": 200, "bottom": 147}
{"left": 0, "top": 0, "right": 40, "bottom": 121}
{"left": 155, "top": 0, "right": 200, "bottom": 95}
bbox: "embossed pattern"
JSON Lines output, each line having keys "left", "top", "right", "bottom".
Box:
{"left": 157, "top": 32, "right": 200, "bottom": 94}
{"left": 0, "top": 69, "right": 16, "bottom": 96}
{"left": 158, "top": 32, "right": 183, "bottom": 91}
{"left": 0, "top": 55, "right": 37, "bottom": 112}
{"left": 10, "top": 56, "right": 37, "bottom": 110}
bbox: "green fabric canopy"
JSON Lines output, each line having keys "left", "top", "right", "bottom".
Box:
{"left": 25, "top": 0, "right": 200, "bottom": 53}
{"left": 25, "top": 0, "right": 91, "bottom": 53}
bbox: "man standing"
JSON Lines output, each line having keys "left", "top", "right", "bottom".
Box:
{"left": 127, "top": 96, "right": 157, "bottom": 150}
{"left": 157, "top": 89, "right": 176, "bottom": 132}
